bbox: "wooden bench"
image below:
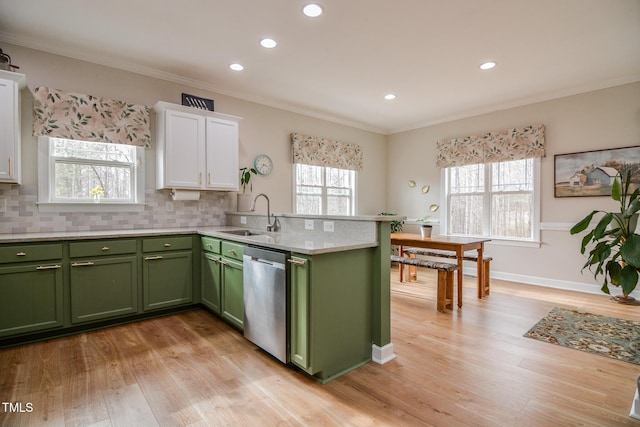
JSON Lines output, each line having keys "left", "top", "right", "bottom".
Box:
{"left": 390, "top": 254, "right": 458, "bottom": 312}
{"left": 402, "top": 248, "right": 492, "bottom": 298}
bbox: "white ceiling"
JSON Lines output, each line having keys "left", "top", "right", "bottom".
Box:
{"left": 1, "top": 0, "right": 639, "bottom": 134}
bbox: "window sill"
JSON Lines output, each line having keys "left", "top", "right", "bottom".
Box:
{"left": 447, "top": 234, "right": 541, "bottom": 248}
{"left": 37, "top": 202, "right": 146, "bottom": 213}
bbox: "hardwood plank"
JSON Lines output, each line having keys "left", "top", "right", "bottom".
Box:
{"left": 3, "top": 270, "right": 640, "bottom": 426}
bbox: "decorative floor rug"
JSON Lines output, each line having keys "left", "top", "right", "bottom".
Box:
{"left": 524, "top": 307, "right": 640, "bottom": 365}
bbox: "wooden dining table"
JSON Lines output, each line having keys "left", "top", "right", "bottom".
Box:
{"left": 391, "top": 233, "right": 491, "bottom": 308}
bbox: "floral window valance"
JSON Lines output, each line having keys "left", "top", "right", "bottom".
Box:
{"left": 33, "top": 87, "right": 151, "bottom": 148}
{"left": 291, "top": 132, "right": 363, "bottom": 171}
{"left": 436, "top": 124, "right": 545, "bottom": 168}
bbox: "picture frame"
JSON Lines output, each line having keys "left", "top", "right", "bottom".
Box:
{"left": 554, "top": 145, "right": 640, "bottom": 197}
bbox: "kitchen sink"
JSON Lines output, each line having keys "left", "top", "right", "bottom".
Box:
{"left": 220, "top": 229, "right": 264, "bottom": 236}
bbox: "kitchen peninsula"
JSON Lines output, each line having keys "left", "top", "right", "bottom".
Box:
{"left": 0, "top": 213, "right": 398, "bottom": 383}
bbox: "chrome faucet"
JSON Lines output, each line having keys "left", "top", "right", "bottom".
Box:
{"left": 250, "top": 193, "right": 280, "bottom": 232}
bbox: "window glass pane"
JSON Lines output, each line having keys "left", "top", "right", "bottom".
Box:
{"left": 327, "top": 196, "right": 350, "bottom": 215}
{"left": 52, "top": 138, "right": 135, "bottom": 162}
{"left": 296, "top": 195, "right": 321, "bottom": 215}
{"left": 491, "top": 193, "right": 532, "bottom": 238}
{"left": 492, "top": 159, "right": 533, "bottom": 192}
{"left": 449, "top": 194, "right": 483, "bottom": 235}
{"left": 326, "top": 167, "right": 351, "bottom": 188}
{"left": 54, "top": 162, "right": 132, "bottom": 200}
{"left": 296, "top": 164, "right": 323, "bottom": 186}
{"left": 450, "top": 164, "right": 484, "bottom": 193}
{"left": 50, "top": 138, "right": 136, "bottom": 202}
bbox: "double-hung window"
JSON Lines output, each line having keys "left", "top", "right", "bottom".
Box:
{"left": 38, "top": 137, "right": 144, "bottom": 209}
{"left": 445, "top": 158, "right": 540, "bottom": 241}
{"left": 294, "top": 163, "right": 356, "bottom": 215}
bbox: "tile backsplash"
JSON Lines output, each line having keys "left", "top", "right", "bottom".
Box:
{"left": 0, "top": 184, "right": 228, "bottom": 234}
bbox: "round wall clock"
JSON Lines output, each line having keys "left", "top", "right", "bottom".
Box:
{"left": 254, "top": 154, "right": 273, "bottom": 175}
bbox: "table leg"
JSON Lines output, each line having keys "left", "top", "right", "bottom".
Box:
{"left": 457, "top": 249, "right": 463, "bottom": 308}
{"left": 398, "top": 245, "right": 404, "bottom": 282}
{"left": 477, "top": 245, "right": 484, "bottom": 299}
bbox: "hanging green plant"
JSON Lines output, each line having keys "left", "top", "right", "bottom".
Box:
{"left": 239, "top": 166, "right": 257, "bottom": 194}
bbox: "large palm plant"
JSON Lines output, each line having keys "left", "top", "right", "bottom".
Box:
{"left": 570, "top": 170, "right": 640, "bottom": 300}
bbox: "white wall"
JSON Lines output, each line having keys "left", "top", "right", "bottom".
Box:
{"left": 387, "top": 82, "right": 640, "bottom": 294}
{"left": 5, "top": 43, "right": 388, "bottom": 217}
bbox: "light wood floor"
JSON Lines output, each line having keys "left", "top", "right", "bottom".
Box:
{"left": 3, "top": 270, "right": 640, "bottom": 426}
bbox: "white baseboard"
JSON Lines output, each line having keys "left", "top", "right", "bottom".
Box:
{"left": 461, "top": 266, "right": 640, "bottom": 299}
{"left": 372, "top": 343, "right": 396, "bottom": 364}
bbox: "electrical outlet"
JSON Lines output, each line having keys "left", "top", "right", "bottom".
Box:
{"left": 305, "top": 219, "right": 314, "bottom": 230}
{"left": 198, "top": 201, "right": 206, "bottom": 211}
{"left": 240, "top": 216, "right": 247, "bottom": 225}
{"left": 166, "top": 201, "right": 174, "bottom": 212}
{"left": 323, "top": 221, "right": 334, "bottom": 232}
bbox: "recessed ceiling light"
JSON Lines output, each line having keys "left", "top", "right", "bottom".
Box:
{"left": 480, "top": 61, "right": 496, "bottom": 70}
{"left": 303, "top": 3, "right": 323, "bottom": 17}
{"left": 260, "top": 38, "right": 277, "bottom": 49}
{"left": 384, "top": 94, "right": 396, "bottom": 100}
{"left": 229, "top": 63, "right": 244, "bottom": 71}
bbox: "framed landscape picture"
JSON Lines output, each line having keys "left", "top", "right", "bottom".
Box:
{"left": 554, "top": 145, "right": 640, "bottom": 197}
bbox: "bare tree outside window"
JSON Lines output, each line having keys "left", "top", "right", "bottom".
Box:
{"left": 447, "top": 159, "right": 535, "bottom": 240}
{"left": 295, "top": 164, "right": 356, "bottom": 215}
{"left": 50, "top": 138, "right": 137, "bottom": 203}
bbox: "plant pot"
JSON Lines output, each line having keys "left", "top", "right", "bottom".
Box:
{"left": 420, "top": 225, "right": 432, "bottom": 239}
{"left": 237, "top": 194, "right": 252, "bottom": 212}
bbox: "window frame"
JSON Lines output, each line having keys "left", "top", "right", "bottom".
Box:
{"left": 292, "top": 163, "right": 358, "bottom": 216}
{"left": 37, "top": 136, "right": 145, "bottom": 213}
{"left": 441, "top": 158, "right": 540, "bottom": 244}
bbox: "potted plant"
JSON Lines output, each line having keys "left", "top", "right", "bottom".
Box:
{"left": 237, "top": 166, "right": 257, "bottom": 212}
{"left": 379, "top": 212, "right": 404, "bottom": 233}
{"left": 416, "top": 216, "right": 433, "bottom": 239}
{"left": 570, "top": 169, "right": 640, "bottom": 302}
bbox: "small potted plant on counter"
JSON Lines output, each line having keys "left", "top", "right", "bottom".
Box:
{"left": 237, "top": 166, "right": 257, "bottom": 212}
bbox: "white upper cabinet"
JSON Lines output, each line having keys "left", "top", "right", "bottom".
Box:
{"left": 0, "top": 70, "right": 26, "bottom": 184}
{"left": 154, "top": 101, "right": 241, "bottom": 191}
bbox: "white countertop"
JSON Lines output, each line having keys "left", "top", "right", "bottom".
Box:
{"left": 0, "top": 226, "right": 378, "bottom": 255}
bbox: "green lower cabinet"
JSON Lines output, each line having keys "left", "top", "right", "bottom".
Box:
{"left": 201, "top": 251, "right": 222, "bottom": 314}
{"left": 143, "top": 250, "right": 193, "bottom": 311}
{"left": 0, "top": 262, "right": 64, "bottom": 337}
{"left": 70, "top": 256, "right": 138, "bottom": 324}
{"left": 289, "top": 249, "right": 374, "bottom": 383}
{"left": 289, "top": 255, "right": 311, "bottom": 372}
{"left": 221, "top": 258, "right": 244, "bottom": 330}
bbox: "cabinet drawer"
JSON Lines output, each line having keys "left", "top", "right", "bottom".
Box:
{"left": 0, "top": 243, "right": 62, "bottom": 264}
{"left": 201, "top": 236, "right": 221, "bottom": 254}
{"left": 143, "top": 236, "right": 193, "bottom": 253}
{"left": 69, "top": 239, "right": 137, "bottom": 258}
{"left": 221, "top": 241, "right": 245, "bottom": 261}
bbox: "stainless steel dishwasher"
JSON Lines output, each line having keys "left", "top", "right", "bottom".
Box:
{"left": 243, "top": 245, "right": 290, "bottom": 363}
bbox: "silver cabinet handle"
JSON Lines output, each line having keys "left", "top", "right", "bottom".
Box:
{"left": 205, "top": 254, "right": 220, "bottom": 262}
{"left": 71, "top": 262, "right": 95, "bottom": 267}
{"left": 287, "top": 258, "right": 306, "bottom": 266}
{"left": 101, "top": 246, "right": 110, "bottom": 251}
{"left": 36, "top": 265, "right": 61, "bottom": 270}
{"left": 164, "top": 243, "right": 171, "bottom": 248}
{"left": 16, "top": 252, "right": 26, "bottom": 257}
{"left": 144, "top": 255, "right": 163, "bottom": 261}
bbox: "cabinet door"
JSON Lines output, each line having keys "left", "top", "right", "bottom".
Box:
{"left": 163, "top": 109, "right": 205, "bottom": 189}
{"left": 143, "top": 250, "right": 193, "bottom": 311}
{"left": 70, "top": 256, "right": 138, "bottom": 324}
{"left": 201, "top": 252, "right": 222, "bottom": 314}
{"left": 221, "top": 258, "right": 244, "bottom": 330}
{"left": 0, "top": 263, "right": 63, "bottom": 337}
{"left": 205, "top": 117, "right": 239, "bottom": 190}
{"left": 289, "top": 255, "right": 312, "bottom": 372}
{"left": 0, "top": 77, "right": 20, "bottom": 184}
